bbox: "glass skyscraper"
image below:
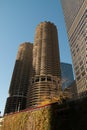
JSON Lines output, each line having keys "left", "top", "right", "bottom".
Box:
{"left": 61, "top": 62, "right": 74, "bottom": 90}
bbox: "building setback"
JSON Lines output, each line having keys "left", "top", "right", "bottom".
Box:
{"left": 27, "top": 21, "right": 61, "bottom": 107}
{"left": 61, "top": 0, "right": 87, "bottom": 96}
{"left": 4, "top": 42, "right": 33, "bottom": 114}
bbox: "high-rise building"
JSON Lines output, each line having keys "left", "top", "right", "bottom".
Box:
{"left": 61, "top": 0, "right": 87, "bottom": 96}
{"left": 27, "top": 22, "right": 61, "bottom": 107}
{"left": 61, "top": 62, "right": 74, "bottom": 90}
{"left": 4, "top": 42, "right": 33, "bottom": 114}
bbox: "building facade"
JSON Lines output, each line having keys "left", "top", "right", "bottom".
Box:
{"left": 27, "top": 22, "right": 61, "bottom": 107}
{"left": 64, "top": 80, "right": 77, "bottom": 100}
{"left": 61, "top": 0, "right": 87, "bottom": 96}
{"left": 4, "top": 42, "right": 33, "bottom": 114}
{"left": 61, "top": 62, "right": 74, "bottom": 90}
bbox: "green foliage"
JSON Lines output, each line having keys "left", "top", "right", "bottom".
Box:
{"left": 2, "top": 107, "right": 52, "bottom": 130}
{"left": 2, "top": 112, "right": 29, "bottom": 130}
{"left": 2, "top": 99, "right": 87, "bottom": 130}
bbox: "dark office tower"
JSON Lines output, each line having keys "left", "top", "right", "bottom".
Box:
{"left": 27, "top": 21, "right": 61, "bottom": 107}
{"left": 61, "top": 62, "right": 74, "bottom": 90}
{"left": 61, "top": 0, "right": 87, "bottom": 96}
{"left": 4, "top": 42, "right": 33, "bottom": 114}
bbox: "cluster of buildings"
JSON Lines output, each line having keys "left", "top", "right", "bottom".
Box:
{"left": 4, "top": 0, "right": 86, "bottom": 114}
{"left": 4, "top": 22, "right": 62, "bottom": 114}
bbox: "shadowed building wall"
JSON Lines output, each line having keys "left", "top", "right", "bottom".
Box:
{"left": 4, "top": 42, "right": 33, "bottom": 114}
{"left": 61, "top": 0, "right": 87, "bottom": 96}
{"left": 27, "top": 21, "right": 61, "bottom": 107}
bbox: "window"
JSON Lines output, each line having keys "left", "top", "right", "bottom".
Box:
{"left": 76, "top": 70, "right": 79, "bottom": 75}
{"left": 77, "top": 76, "right": 81, "bottom": 81}
{"left": 80, "top": 61, "right": 83, "bottom": 66}
{"left": 41, "top": 77, "right": 45, "bottom": 81}
{"left": 35, "top": 78, "right": 39, "bottom": 82}
{"left": 81, "top": 66, "right": 84, "bottom": 71}
{"left": 82, "top": 71, "right": 85, "bottom": 77}
{"left": 47, "top": 76, "right": 51, "bottom": 81}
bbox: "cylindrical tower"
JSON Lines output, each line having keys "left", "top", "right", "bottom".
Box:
{"left": 27, "top": 22, "right": 61, "bottom": 107}
{"left": 4, "top": 42, "right": 33, "bottom": 114}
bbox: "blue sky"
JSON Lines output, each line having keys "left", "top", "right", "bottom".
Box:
{"left": 0, "top": 0, "right": 72, "bottom": 115}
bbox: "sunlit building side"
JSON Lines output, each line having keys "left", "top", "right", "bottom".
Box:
{"left": 27, "top": 22, "right": 61, "bottom": 107}
{"left": 61, "top": 0, "right": 87, "bottom": 96}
